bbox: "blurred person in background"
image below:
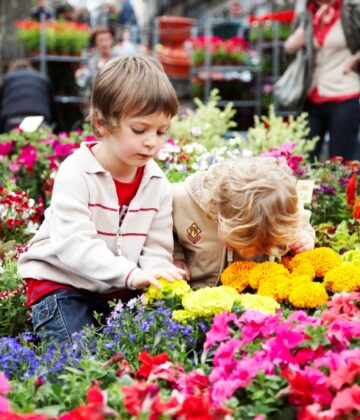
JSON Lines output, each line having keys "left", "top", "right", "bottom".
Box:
{"left": 113, "top": 26, "right": 138, "bottom": 56}
{"left": 118, "top": 0, "right": 140, "bottom": 44}
{"left": 0, "top": 60, "right": 59, "bottom": 133}
{"left": 284, "top": 0, "right": 360, "bottom": 160}
{"left": 75, "top": 27, "right": 117, "bottom": 92}
{"left": 31, "top": 0, "right": 54, "bottom": 21}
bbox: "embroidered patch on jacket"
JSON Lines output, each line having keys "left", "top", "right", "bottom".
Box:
{"left": 187, "top": 222, "right": 202, "bottom": 244}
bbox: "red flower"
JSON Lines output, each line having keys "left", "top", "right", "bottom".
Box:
{"left": 354, "top": 199, "right": 360, "bottom": 220}
{"left": 281, "top": 369, "right": 314, "bottom": 406}
{"left": 58, "top": 404, "right": 105, "bottom": 420}
{"left": 150, "top": 395, "right": 179, "bottom": 419}
{"left": 0, "top": 414, "right": 48, "bottom": 420}
{"left": 346, "top": 174, "right": 357, "bottom": 206}
{"left": 122, "top": 381, "right": 159, "bottom": 416}
{"left": 136, "top": 351, "right": 170, "bottom": 379}
{"left": 176, "top": 395, "right": 213, "bottom": 420}
{"left": 86, "top": 384, "right": 104, "bottom": 405}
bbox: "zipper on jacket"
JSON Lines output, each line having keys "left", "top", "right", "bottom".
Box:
{"left": 117, "top": 227, "right": 123, "bottom": 256}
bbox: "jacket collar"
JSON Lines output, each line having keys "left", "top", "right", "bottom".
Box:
{"left": 74, "top": 142, "right": 164, "bottom": 179}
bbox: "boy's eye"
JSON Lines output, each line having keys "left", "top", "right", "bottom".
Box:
{"left": 132, "top": 128, "right": 145, "bottom": 135}
{"left": 157, "top": 131, "right": 166, "bottom": 136}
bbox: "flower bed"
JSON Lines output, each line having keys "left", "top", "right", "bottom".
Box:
{"left": 0, "top": 97, "right": 359, "bottom": 419}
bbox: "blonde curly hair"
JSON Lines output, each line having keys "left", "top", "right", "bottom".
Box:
{"left": 203, "top": 158, "right": 299, "bottom": 256}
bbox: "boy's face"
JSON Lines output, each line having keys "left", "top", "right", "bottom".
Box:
{"left": 99, "top": 112, "right": 171, "bottom": 168}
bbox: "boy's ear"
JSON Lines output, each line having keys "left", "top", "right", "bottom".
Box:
{"left": 92, "top": 110, "right": 107, "bottom": 137}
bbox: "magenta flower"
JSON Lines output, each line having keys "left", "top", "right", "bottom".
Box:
{"left": 204, "top": 311, "right": 237, "bottom": 351}
{"left": 17, "top": 144, "right": 38, "bottom": 170}
{"left": 0, "top": 141, "right": 13, "bottom": 157}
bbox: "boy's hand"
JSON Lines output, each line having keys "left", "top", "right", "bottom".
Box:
{"left": 128, "top": 266, "right": 186, "bottom": 290}
{"left": 173, "top": 259, "right": 191, "bottom": 281}
{"left": 290, "top": 232, "right": 315, "bottom": 254}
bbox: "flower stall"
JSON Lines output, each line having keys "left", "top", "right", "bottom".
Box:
{"left": 0, "top": 95, "right": 359, "bottom": 419}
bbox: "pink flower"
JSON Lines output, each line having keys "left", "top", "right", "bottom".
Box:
{"left": 0, "top": 395, "right": 10, "bottom": 413}
{"left": 9, "top": 161, "right": 19, "bottom": 173}
{"left": 204, "top": 311, "right": 237, "bottom": 350}
{"left": 331, "top": 385, "right": 360, "bottom": 416}
{"left": 328, "top": 359, "right": 360, "bottom": 391}
{"left": 0, "top": 372, "right": 11, "bottom": 395}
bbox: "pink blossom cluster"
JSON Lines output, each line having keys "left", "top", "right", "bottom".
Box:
{"left": 260, "top": 142, "right": 304, "bottom": 175}
{"left": 205, "top": 292, "right": 360, "bottom": 419}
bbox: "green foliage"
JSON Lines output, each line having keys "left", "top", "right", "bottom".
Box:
{"left": 226, "top": 373, "right": 292, "bottom": 420}
{"left": 315, "top": 221, "right": 360, "bottom": 253}
{"left": 0, "top": 257, "right": 29, "bottom": 337}
{"left": 246, "top": 106, "right": 318, "bottom": 159}
{"left": 169, "top": 89, "right": 237, "bottom": 149}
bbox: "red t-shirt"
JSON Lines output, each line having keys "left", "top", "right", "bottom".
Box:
{"left": 26, "top": 144, "right": 145, "bottom": 307}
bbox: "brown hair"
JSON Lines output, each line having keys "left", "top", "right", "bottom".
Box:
{"left": 89, "top": 55, "right": 179, "bottom": 133}
{"left": 90, "top": 26, "right": 114, "bottom": 47}
{"left": 204, "top": 158, "right": 300, "bottom": 256}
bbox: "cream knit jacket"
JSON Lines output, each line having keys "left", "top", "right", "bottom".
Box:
{"left": 18, "top": 142, "right": 174, "bottom": 292}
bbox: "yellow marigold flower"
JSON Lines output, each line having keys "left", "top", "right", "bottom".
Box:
{"left": 248, "top": 261, "right": 289, "bottom": 289}
{"left": 172, "top": 310, "right": 194, "bottom": 323}
{"left": 143, "top": 278, "right": 191, "bottom": 303}
{"left": 220, "top": 261, "right": 257, "bottom": 292}
{"left": 257, "top": 277, "right": 278, "bottom": 299}
{"left": 289, "top": 282, "right": 328, "bottom": 308}
{"left": 291, "top": 262, "right": 316, "bottom": 280}
{"left": 324, "top": 263, "right": 360, "bottom": 293}
{"left": 289, "top": 247, "right": 341, "bottom": 278}
{"left": 342, "top": 250, "right": 360, "bottom": 267}
{"left": 181, "top": 286, "right": 240, "bottom": 318}
{"left": 275, "top": 275, "right": 313, "bottom": 302}
{"left": 237, "top": 293, "right": 280, "bottom": 314}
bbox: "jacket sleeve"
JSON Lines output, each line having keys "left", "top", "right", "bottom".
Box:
{"left": 138, "top": 185, "right": 175, "bottom": 269}
{"left": 298, "top": 205, "right": 316, "bottom": 240}
{"left": 49, "top": 163, "right": 138, "bottom": 289}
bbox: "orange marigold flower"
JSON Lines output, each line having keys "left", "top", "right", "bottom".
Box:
{"left": 289, "top": 247, "right": 341, "bottom": 278}
{"left": 257, "top": 276, "right": 279, "bottom": 299}
{"left": 248, "top": 261, "right": 289, "bottom": 289}
{"left": 220, "top": 261, "right": 257, "bottom": 292}
{"left": 281, "top": 255, "right": 293, "bottom": 270}
{"left": 291, "top": 262, "right": 316, "bottom": 280}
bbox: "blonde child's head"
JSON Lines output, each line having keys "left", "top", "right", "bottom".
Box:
{"left": 89, "top": 55, "right": 178, "bottom": 134}
{"left": 204, "top": 158, "right": 299, "bottom": 257}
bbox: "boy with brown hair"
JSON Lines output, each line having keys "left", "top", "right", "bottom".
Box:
{"left": 18, "top": 55, "right": 185, "bottom": 342}
{"left": 173, "top": 158, "right": 315, "bottom": 288}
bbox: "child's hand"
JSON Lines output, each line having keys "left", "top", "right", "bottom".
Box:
{"left": 173, "top": 259, "right": 191, "bottom": 281}
{"left": 290, "top": 232, "right": 315, "bottom": 254}
{"left": 128, "top": 266, "right": 186, "bottom": 290}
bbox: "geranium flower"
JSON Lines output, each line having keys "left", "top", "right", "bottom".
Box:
{"left": 122, "top": 381, "right": 159, "bottom": 416}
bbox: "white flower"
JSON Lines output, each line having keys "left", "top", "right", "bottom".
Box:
{"left": 0, "top": 266, "right": 4, "bottom": 274}
{"left": 242, "top": 149, "right": 253, "bottom": 157}
{"left": 191, "top": 127, "right": 202, "bottom": 136}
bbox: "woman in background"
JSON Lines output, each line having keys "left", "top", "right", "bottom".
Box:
{"left": 284, "top": 0, "right": 360, "bottom": 160}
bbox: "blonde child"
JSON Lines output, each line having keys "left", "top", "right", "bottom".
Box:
{"left": 18, "top": 55, "right": 185, "bottom": 342}
{"left": 173, "top": 158, "right": 315, "bottom": 288}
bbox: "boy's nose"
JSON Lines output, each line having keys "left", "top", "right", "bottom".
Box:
{"left": 144, "top": 132, "right": 158, "bottom": 147}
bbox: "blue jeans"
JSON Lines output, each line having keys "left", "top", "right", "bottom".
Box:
{"left": 30, "top": 289, "right": 112, "bottom": 344}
